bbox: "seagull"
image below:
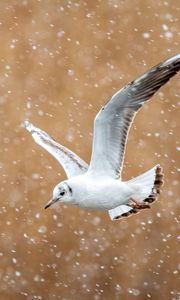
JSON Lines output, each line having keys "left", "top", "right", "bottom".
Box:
{"left": 24, "top": 54, "right": 180, "bottom": 220}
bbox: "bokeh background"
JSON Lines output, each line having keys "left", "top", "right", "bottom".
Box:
{"left": 0, "top": 1, "right": 179, "bottom": 299}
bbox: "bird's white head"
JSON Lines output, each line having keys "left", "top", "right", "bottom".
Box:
{"left": 44, "top": 181, "right": 73, "bottom": 209}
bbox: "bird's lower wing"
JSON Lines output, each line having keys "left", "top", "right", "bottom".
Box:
{"left": 24, "top": 121, "right": 88, "bottom": 178}
{"left": 108, "top": 205, "right": 138, "bottom": 220}
{"left": 88, "top": 54, "right": 180, "bottom": 179}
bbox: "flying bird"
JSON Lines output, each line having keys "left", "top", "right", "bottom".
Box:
{"left": 24, "top": 54, "right": 180, "bottom": 220}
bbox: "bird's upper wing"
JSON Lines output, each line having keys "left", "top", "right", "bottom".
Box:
{"left": 88, "top": 54, "right": 180, "bottom": 178}
{"left": 24, "top": 121, "right": 88, "bottom": 178}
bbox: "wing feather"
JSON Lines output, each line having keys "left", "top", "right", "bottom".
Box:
{"left": 24, "top": 121, "right": 88, "bottom": 178}
{"left": 88, "top": 54, "right": 180, "bottom": 178}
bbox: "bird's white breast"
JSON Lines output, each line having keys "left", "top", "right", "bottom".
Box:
{"left": 67, "top": 174, "right": 132, "bottom": 210}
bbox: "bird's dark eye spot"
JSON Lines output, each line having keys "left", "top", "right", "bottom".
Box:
{"left": 60, "top": 191, "right": 65, "bottom": 196}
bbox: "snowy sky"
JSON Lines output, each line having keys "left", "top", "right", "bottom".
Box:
{"left": 0, "top": 1, "right": 179, "bottom": 299}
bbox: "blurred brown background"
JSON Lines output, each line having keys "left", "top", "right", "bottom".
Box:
{"left": 0, "top": 1, "right": 179, "bottom": 299}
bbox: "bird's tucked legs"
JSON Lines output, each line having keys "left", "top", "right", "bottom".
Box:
{"left": 129, "top": 199, "right": 150, "bottom": 209}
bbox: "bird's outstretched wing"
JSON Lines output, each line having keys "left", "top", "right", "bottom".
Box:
{"left": 88, "top": 54, "right": 180, "bottom": 178}
{"left": 24, "top": 121, "right": 88, "bottom": 178}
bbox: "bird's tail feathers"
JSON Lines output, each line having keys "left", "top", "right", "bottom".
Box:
{"left": 128, "top": 164, "right": 164, "bottom": 202}
{"left": 109, "top": 165, "right": 164, "bottom": 220}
